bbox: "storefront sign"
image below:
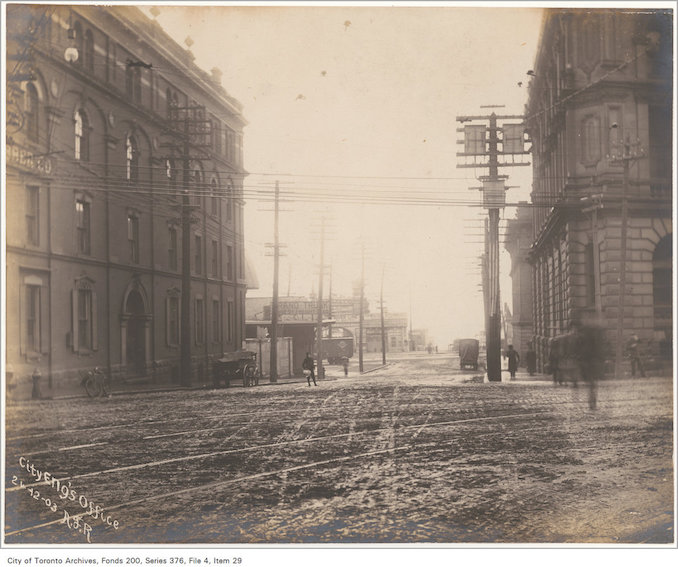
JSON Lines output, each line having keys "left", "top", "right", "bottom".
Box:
{"left": 7, "top": 144, "right": 54, "bottom": 175}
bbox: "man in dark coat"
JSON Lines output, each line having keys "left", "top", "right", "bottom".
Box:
{"left": 627, "top": 335, "right": 646, "bottom": 377}
{"left": 505, "top": 345, "right": 520, "bottom": 380}
{"left": 302, "top": 352, "right": 317, "bottom": 386}
{"left": 576, "top": 323, "right": 604, "bottom": 409}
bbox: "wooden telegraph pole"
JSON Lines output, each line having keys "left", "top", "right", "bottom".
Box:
{"left": 456, "top": 108, "right": 530, "bottom": 382}
{"left": 315, "top": 217, "right": 326, "bottom": 381}
{"left": 269, "top": 181, "right": 280, "bottom": 383}
{"left": 166, "top": 104, "right": 211, "bottom": 386}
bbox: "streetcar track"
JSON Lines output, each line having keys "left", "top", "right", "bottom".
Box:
{"left": 5, "top": 419, "right": 555, "bottom": 537}
{"left": 6, "top": 410, "right": 550, "bottom": 492}
{"left": 7, "top": 394, "right": 669, "bottom": 461}
{"left": 5, "top": 390, "right": 668, "bottom": 445}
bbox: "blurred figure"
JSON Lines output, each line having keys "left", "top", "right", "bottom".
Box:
{"left": 548, "top": 338, "right": 561, "bottom": 385}
{"left": 626, "top": 335, "right": 646, "bottom": 377}
{"left": 342, "top": 356, "right": 349, "bottom": 377}
{"left": 505, "top": 345, "right": 520, "bottom": 380}
{"left": 31, "top": 367, "right": 42, "bottom": 400}
{"left": 525, "top": 342, "right": 537, "bottom": 376}
{"left": 575, "top": 323, "right": 604, "bottom": 409}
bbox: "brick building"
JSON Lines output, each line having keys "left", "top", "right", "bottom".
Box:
{"left": 5, "top": 5, "right": 248, "bottom": 396}
{"left": 516, "top": 9, "right": 673, "bottom": 373}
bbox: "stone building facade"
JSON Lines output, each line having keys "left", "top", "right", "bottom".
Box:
{"left": 522, "top": 9, "right": 672, "bottom": 373}
{"left": 5, "top": 5, "right": 248, "bottom": 396}
{"left": 504, "top": 204, "right": 534, "bottom": 361}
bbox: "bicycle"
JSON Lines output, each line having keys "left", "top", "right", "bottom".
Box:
{"left": 80, "top": 367, "right": 111, "bottom": 398}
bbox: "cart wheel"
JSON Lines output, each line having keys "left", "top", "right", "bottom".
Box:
{"left": 84, "top": 376, "right": 102, "bottom": 398}
{"left": 244, "top": 364, "right": 257, "bottom": 387}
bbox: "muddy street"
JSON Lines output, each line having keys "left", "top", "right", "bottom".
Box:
{"left": 4, "top": 357, "right": 674, "bottom": 544}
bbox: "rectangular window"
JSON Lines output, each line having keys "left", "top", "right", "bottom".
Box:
{"left": 26, "top": 186, "right": 39, "bottom": 246}
{"left": 195, "top": 235, "right": 202, "bottom": 274}
{"left": 78, "top": 288, "right": 93, "bottom": 350}
{"left": 26, "top": 284, "right": 41, "bottom": 352}
{"left": 226, "top": 245, "right": 234, "bottom": 280}
{"left": 226, "top": 300, "right": 233, "bottom": 342}
{"left": 195, "top": 298, "right": 204, "bottom": 344}
{"left": 212, "top": 300, "right": 221, "bottom": 342}
{"left": 169, "top": 227, "right": 178, "bottom": 271}
{"left": 211, "top": 240, "right": 218, "bottom": 277}
{"left": 76, "top": 199, "right": 91, "bottom": 254}
{"left": 168, "top": 296, "right": 179, "bottom": 346}
{"left": 128, "top": 215, "right": 139, "bottom": 263}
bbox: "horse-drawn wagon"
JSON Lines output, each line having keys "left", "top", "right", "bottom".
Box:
{"left": 213, "top": 351, "right": 259, "bottom": 388}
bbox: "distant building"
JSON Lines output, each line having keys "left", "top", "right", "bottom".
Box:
{"left": 5, "top": 5, "right": 248, "bottom": 395}
{"left": 245, "top": 293, "right": 410, "bottom": 370}
{"left": 523, "top": 9, "right": 672, "bottom": 372}
{"left": 504, "top": 204, "right": 534, "bottom": 360}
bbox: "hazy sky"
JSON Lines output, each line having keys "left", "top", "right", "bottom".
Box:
{"left": 145, "top": 2, "right": 543, "bottom": 346}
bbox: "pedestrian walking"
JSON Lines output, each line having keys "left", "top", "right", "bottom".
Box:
{"left": 302, "top": 352, "right": 317, "bottom": 386}
{"left": 31, "top": 367, "right": 42, "bottom": 400}
{"left": 342, "top": 356, "right": 349, "bottom": 377}
{"left": 526, "top": 342, "right": 537, "bottom": 376}
{"left": 548, "top": 338, "right": 562, "bottom": 385}
{"left": 626, "top": 335, "right": 646, "bottom": 377}
{"left": 575, "top": 322, "right": 604, "bottom": 409}
{"left": 505, "top": 345, "right": 520, "bottom": 380}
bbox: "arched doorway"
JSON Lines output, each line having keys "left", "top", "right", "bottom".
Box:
{"left": 125, "top": 290, "right": 146, "bottom": 373}
{"left": 121, "top": 280, "right": 151, "bottom": 377}
{"left": 653, "top": 234, "right": 672, "bottom": 359}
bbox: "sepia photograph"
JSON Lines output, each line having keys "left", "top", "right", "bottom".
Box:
{"left": 2, "top": 0, "right": 676, "bottom": 555}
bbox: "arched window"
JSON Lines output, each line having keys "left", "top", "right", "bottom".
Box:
{"left": 126, "top": 135, "right": 139, "bottom": 181}
{"left": 84, "top": 29, "right": 94, "bottom": 72}
{"left": 581, "top": 115, "right": 601, "bottom": 164}
{"left": 74, "top": 109, "right": 89, "bottom": 161}
{"left": 25, "top": 83, "right": 39, "bottom": 142}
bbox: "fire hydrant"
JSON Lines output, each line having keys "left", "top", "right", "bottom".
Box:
{"left": 31, "top": 367, "right": 42, "bottom": 400}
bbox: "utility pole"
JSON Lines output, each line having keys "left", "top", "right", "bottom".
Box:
{"left": 315, "top": 217, "right": 326, "bottom": 381}
{"left": 610, "top": 135, "right": 645, "bottom": 377}
{"left": 180, "top": 111, "right": 192, "bottom": 386}
{"left": 581, "top": 191, "right": 604, "bottom": 317}
{"left": 269, "top": 181, "right": 280, "bottom": 383}
{"left": 408, "top": 283, "right": 413, "bottom": 352}
{"left": 457, "top": 108, "right": 530, "bottom": 382}
{"left": 380, "top": 265, "right": 386, "bottom": 366}
{"left": 359, "top": 244, "right": 365, "bottom": 373}
{"left": 328, "top": 264, "right": 333, "bottom": 339}
{"left": 164, "top": 104, "right": 211, "bottom": 386}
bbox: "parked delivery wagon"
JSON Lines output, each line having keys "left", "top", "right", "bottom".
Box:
{"left": 459, "top": 338, "right": 480, "bottom": 370}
